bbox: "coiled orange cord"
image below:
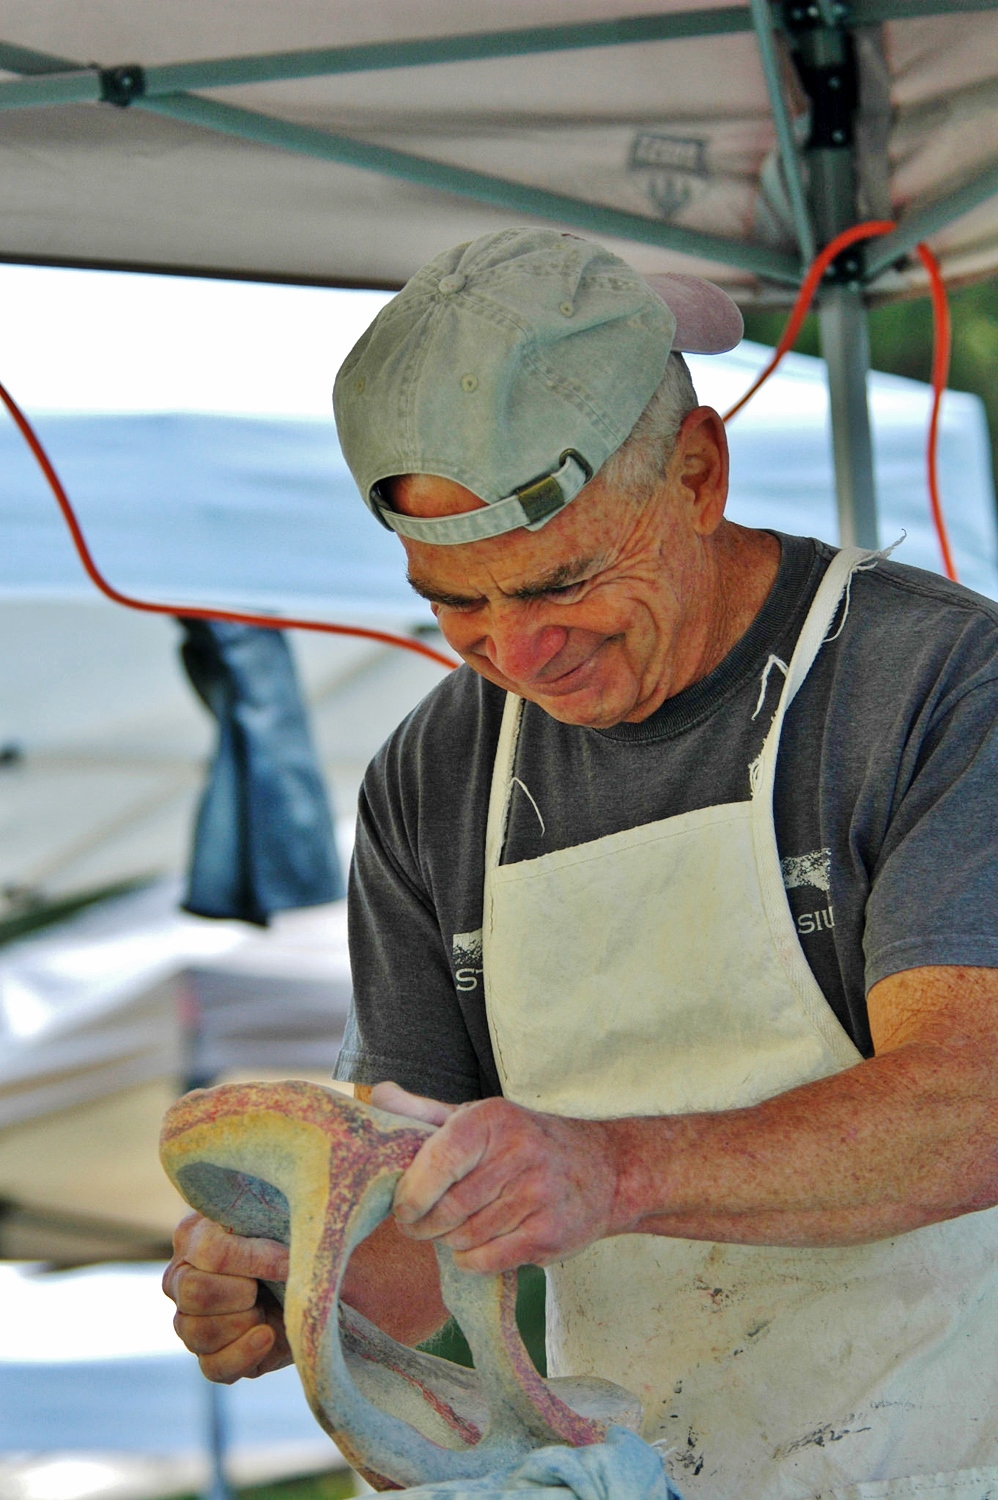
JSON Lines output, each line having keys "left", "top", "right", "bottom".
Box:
{"left": 1, "top": 228, "right": 960, "bottom": 629}
{"left": 722, "top": 220, "right": 896, "bottom": 423}
{"left": 915, "top": 241, "right": 958, "bottom": 581}
{"left": 724, "top": 219, "right": 959, "bottom": 582}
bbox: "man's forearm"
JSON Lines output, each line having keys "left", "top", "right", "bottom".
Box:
{"left": 383, "top": 968, "right": 998, "bottom": 1274}
{"left": 608, "top": 1038, "right": 998, "bottom": 1247}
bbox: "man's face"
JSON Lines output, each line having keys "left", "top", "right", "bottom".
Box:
{"left": 392, "top": 409, "right": 735, "bottom": 729}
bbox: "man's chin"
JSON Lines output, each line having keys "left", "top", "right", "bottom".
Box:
{"left": 467, "top": 648, "right": 635, "bottom": 727}
{"left": 527, "top": 682, "right": 630, "bottom": 729}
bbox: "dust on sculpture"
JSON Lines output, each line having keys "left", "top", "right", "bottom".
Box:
{"left": 160, "top": 1081, "right": 642, "bottom": 1491}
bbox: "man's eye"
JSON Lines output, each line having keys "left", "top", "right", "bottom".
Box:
{"left": 542, "top": 582, "right": 587, "bottom": 603}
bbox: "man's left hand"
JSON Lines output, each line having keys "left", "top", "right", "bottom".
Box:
{"left": 370, "top": 1082, "right": 618, "bottom": 1274}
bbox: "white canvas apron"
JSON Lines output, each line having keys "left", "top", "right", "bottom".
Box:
{"left": 482, "top": 547, "right": 998, "bottom": 1500}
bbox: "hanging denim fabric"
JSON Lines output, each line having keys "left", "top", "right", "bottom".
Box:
{"left": 178, "top": 618, "right": 344, "bottom": 925}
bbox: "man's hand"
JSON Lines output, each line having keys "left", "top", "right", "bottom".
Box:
{"left": 371, "top": 1082, "right": 620, "bottom": 1274}
{"left": 376, "top": 967, "right": 998, "bottom": 1258}
{"left": 162, "top": 1213, "right": 292, "bottom": 1383}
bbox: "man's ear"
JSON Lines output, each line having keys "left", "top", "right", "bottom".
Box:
{"left": 670, "top": 406, "right": 729, "bottom": 536}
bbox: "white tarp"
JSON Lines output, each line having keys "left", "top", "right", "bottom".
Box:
{"left": 2, "top": 336, "right": 991, "bottom": 911}
{"left": 0, "top": 2, "right": 996, "bottom": 295}
{"left": 0, "top": 880, "right": 354, "bottom": 1259}
{"left": 3, "top": 341, "right": 994, "bottom": 606}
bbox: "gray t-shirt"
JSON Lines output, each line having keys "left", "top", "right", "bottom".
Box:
{"left": 336, "top": 533, "right": 998, "bottom": 1103}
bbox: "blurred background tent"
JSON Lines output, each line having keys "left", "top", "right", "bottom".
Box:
{"left": 1, "top": 338, "right": 994, "bottom": 1266}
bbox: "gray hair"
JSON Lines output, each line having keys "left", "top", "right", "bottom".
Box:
{"left": 596, "top": 353, "right": 698, "bottom": 502}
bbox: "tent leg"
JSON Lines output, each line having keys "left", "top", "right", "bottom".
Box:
{"left": 204, "top": 1378, "right": 233, "bottom": 1500}
{"left": 818, "top": 284, "right": 879, "bottom": 550}
{"left": 783, "top": 5, "right": 880, "bottom": 550}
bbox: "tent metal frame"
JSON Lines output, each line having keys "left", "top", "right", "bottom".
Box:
{"left": 0, "top": 0, "right": 997, "bottom": 544}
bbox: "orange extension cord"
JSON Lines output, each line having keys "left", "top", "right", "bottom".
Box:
{"left": 723, "top": 220, "right": 959, "bottom": 582}
{"left": 0, "top": 375, "right": 457, "bottom": 671}
{"left": 0, "top": 224, "right": 959, "bottom": 651}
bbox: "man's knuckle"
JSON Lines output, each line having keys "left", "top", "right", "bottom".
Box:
{"left": 199, "top": 1235, "right": 237, "bottom": 1275}
{"left": 174, "top": 1315, "right": 215, "bottom": 1355}
{"left": 478, "top": 1097, "right": 517, "bottom": 1130}
{"left": 177, "top": 1308, "right": 262, "bottom": 1356}
{"left": 174, "top": 1266, "right": 223, "bottom": 1314}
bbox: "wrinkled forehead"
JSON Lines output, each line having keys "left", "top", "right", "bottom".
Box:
{"left": 396, "top": 474, "right": 635, "bottom": 600}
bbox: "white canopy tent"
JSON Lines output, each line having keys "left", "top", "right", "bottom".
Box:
{"left": 1, "top": 0, "right": 998, "bottom": 547}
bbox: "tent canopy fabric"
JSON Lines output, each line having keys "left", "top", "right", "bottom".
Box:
{"left": 0, "top": 2, "right": 996, "bottom": 298}
{"left": 2, "top": 1, "right": 997, "bottom": 557}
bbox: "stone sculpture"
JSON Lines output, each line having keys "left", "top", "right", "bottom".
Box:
{"left": 160, "top": 1081, "right": 643, "bottom": 1492}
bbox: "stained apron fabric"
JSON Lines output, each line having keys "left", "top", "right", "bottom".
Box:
{"left": 482, "top": 547, "right": 998, "bottom": 1500}
{"left": 178, "top": 618, "right": 343, "bottom": 925}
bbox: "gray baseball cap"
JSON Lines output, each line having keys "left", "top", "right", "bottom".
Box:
{"left": 333, "top": 229, "right": 743, "bottom": 546}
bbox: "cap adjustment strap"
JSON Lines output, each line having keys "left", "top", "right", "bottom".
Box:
{"left": 373, "top": 452, "right": 591, "bottom": 546}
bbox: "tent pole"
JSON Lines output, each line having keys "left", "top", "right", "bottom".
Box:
{"left": 865, "top": 159, "right": 998, "bottom": 278}
{"left": 204, "top": 1380, "right": 233, "bottom": 1500}
{"left": 818, "top": 285, "right": 879, "bottom": 547}
{"left": 748, "top": 0, "right": 814, "bottom": 264}
{"left": 786, "top": 5, "right": 880, "bottom": 548}
{"left": 139, "top": 93, "right": 801, "bottom": 284}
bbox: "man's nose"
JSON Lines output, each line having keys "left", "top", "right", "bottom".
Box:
{"left": 482, "top": 611, "right": 569, "bottom": 683}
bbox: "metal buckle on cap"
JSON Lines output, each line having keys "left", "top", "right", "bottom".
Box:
{"left": 371, "top": 451, "right": 592, "bottom": 545}
{"left": 517, "top": 451, "right": 592, "bottom": 530}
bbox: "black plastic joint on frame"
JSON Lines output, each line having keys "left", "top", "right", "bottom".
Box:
{"left": 781, "top": 1, "right": 852, "bottom": 28}
{"left": 824, "top": 241, "right": 866, "bottom": 286}
{"left": 99, "top": 64, "right": 146, "bottom": 107}
{"left": 781, "top": 3, "right": 858, "bottom": 153}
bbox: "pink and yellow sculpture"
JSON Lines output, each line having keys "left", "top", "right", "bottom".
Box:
{"left": 160, "top": 1081, "right": 642, "bottom": 1492}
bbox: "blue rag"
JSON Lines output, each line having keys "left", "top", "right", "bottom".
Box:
{"left": 392, "top": 1426, "right": 682, "bottom": 1500}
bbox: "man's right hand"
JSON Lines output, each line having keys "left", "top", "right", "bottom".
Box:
{"left": 162, "top": 1212, "right": 292, "bottom": 1383}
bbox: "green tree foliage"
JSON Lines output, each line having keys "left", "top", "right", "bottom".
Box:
{"left": 742, "top": 278, "right": 998, "bottom": 493}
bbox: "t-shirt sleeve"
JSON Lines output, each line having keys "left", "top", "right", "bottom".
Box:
{"left": 863, "top": 665, "right": 998, "bottom": 991}
{"left": 333, "top": 733, "right": 486, "bottom": 1105}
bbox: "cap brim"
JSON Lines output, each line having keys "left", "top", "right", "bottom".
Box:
{"left": 644, "top": 273, "right": 744, "bottom": 354}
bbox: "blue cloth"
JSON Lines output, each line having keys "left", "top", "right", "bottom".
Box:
{"left": 396, "top": 1427, "right": 680, "bottom": 1499}
{"left": 179, "top": 618, "right": 343, "bottom": 925}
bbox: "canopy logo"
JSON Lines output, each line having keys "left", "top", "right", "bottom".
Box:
{"left": 628, "top": 132, "right": 709, "bottom": 221}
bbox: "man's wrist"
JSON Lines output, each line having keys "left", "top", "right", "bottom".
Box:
{"left": 601, "top": 1115, "right": 675, "bottom": 1237}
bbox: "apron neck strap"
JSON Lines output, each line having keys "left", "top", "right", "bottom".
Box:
{"left": 778, "top": 546, "right": 872, "bottom": 713}
{"left": 485, "top": 692, "right": 525, "bottom": 872}
{"left": 751, "top": 545, "right": 877, "bottom": 799}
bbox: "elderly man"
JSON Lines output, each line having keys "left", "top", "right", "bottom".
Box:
{"left": 165, "top": 230, "right": 998, "bottom": 1500}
